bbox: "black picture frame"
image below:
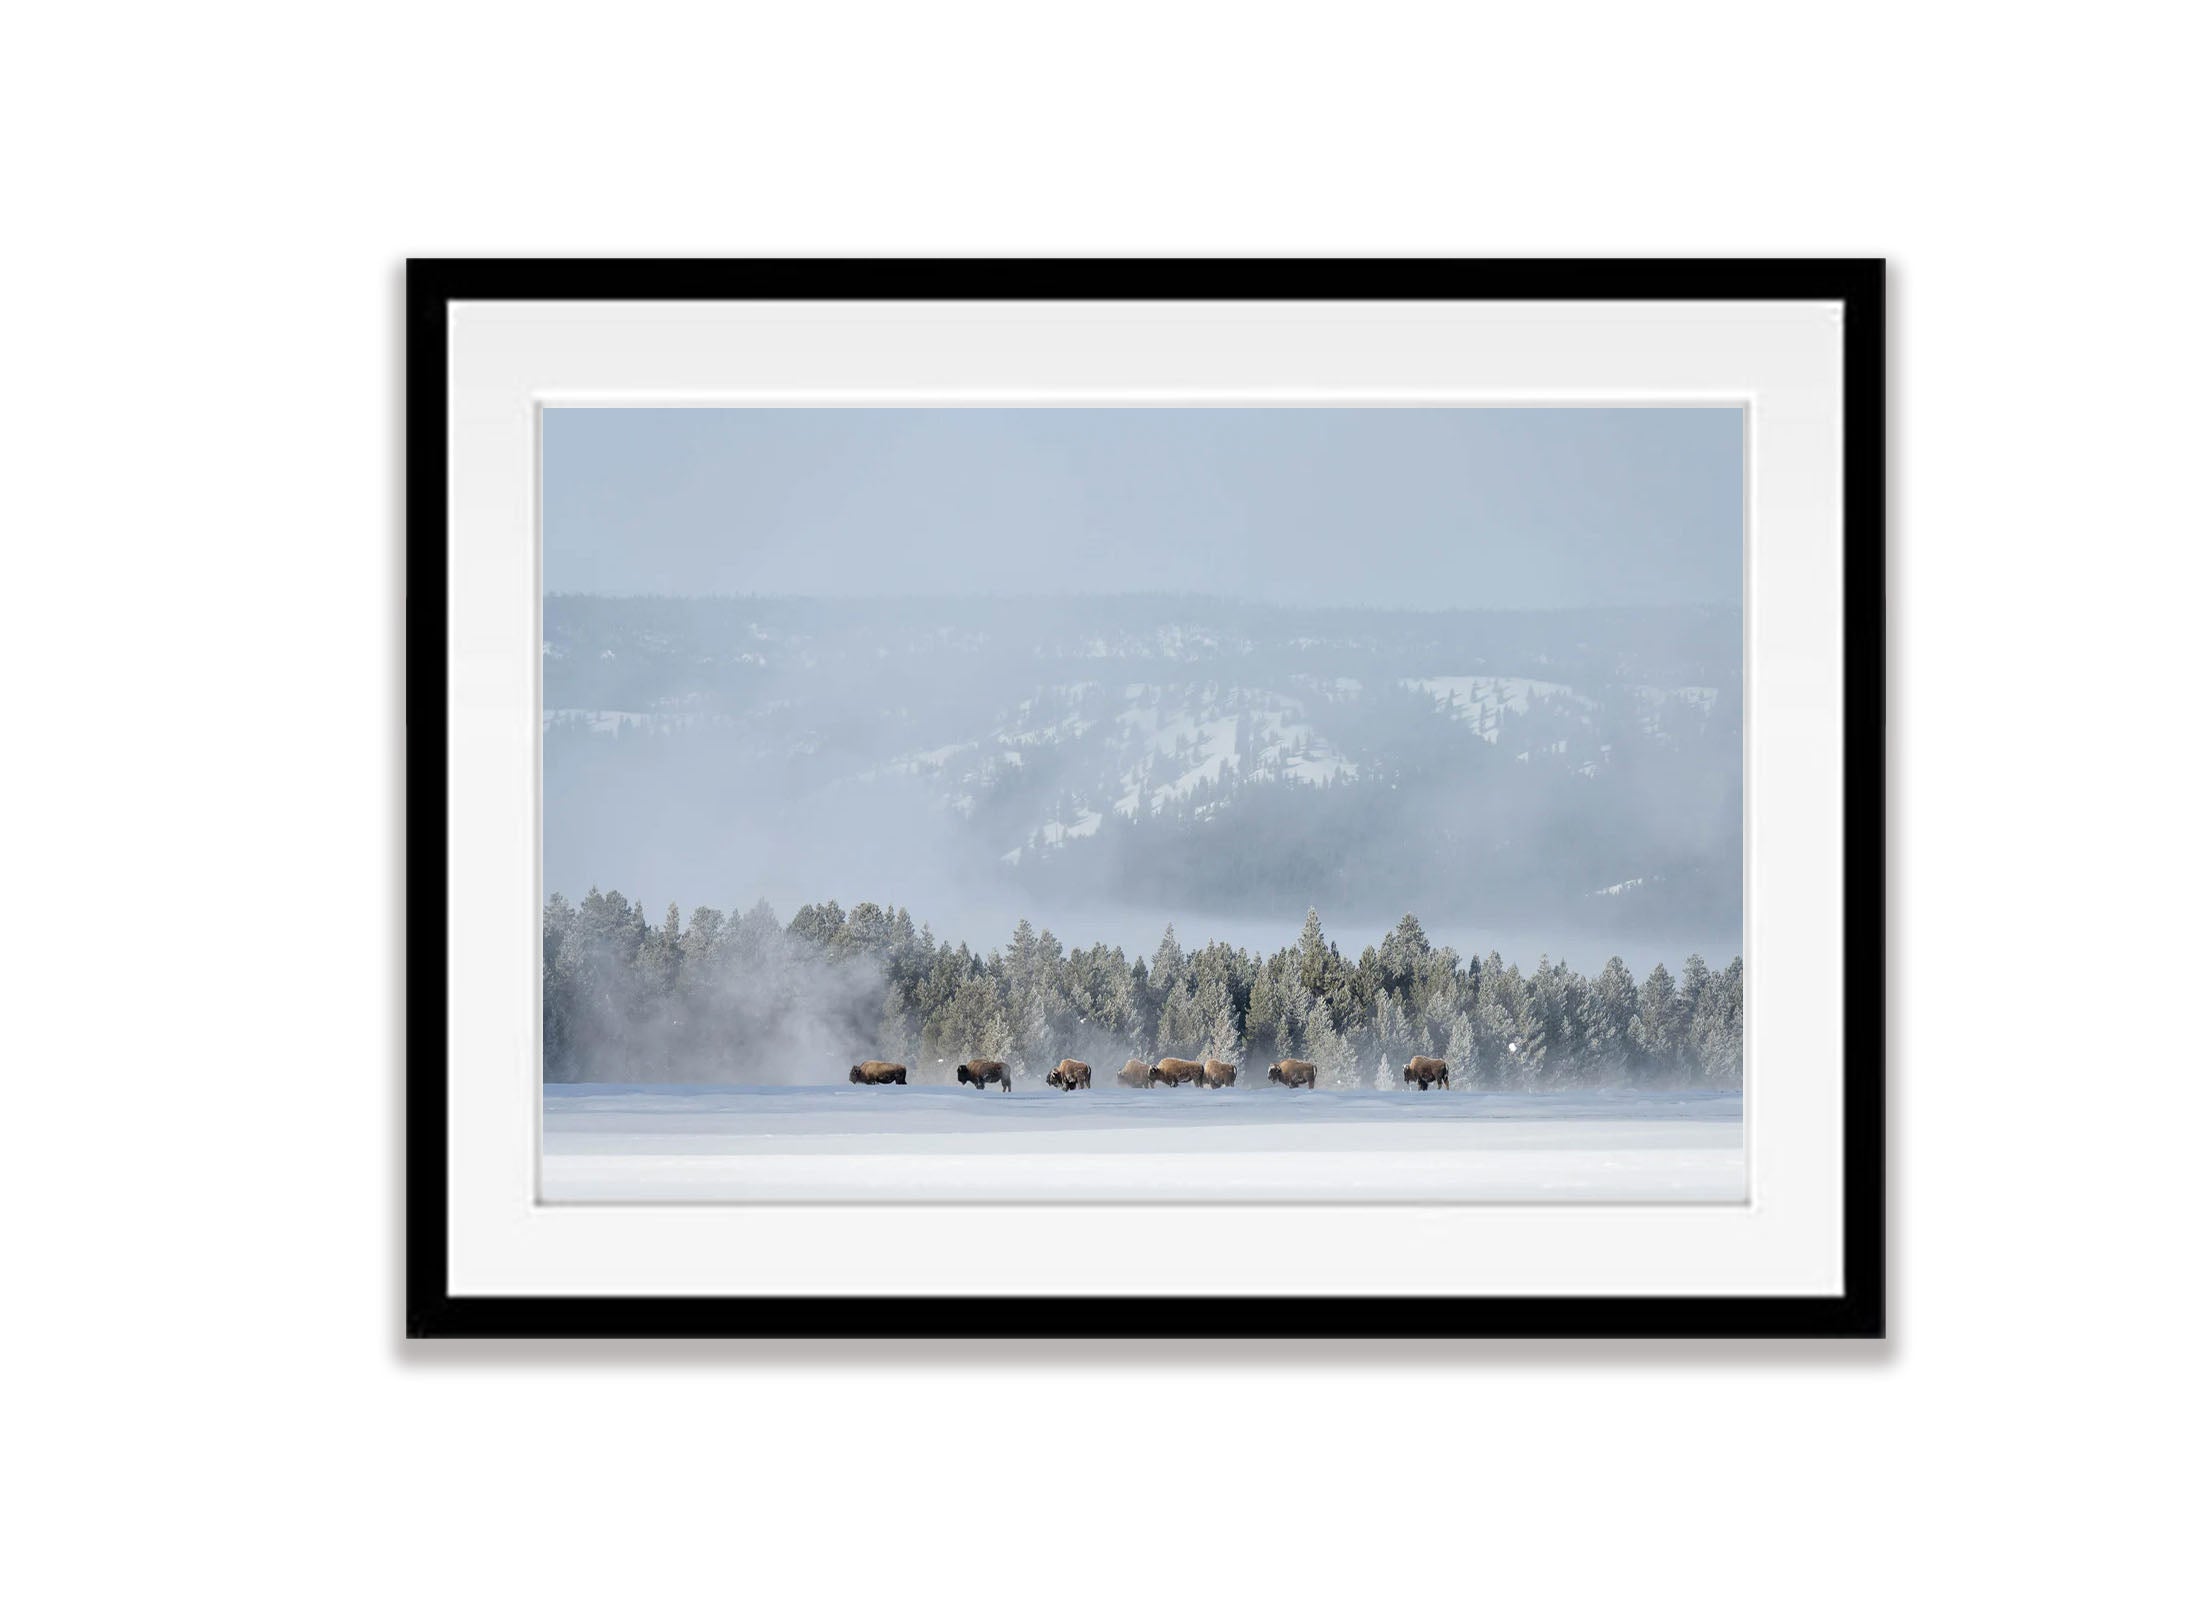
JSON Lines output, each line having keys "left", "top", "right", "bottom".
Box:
{"left": 406, "top": 258, "right": 1885, "bottom": 1339}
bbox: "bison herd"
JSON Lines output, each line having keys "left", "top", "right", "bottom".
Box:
{"left": 848, "top": 1053, "right": 1459, "bottom": 1092}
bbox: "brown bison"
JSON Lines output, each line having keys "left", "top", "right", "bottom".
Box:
{"left": 847, "top": 1059, "right": 908, "bottom": 1085}
{"left": 1267, "top": 1058, "right": 1317, "bottom": 1088}
{"left": 956, "top": 1058, "right": 1012, "bottom": 1092}
{"left": 1200, "top": 1057, "right": 1238, "bottom": 1088}
{"left": 1118, "top": 1059, "right": 1152, "bottom": 1088}
{"left": 1046, "top": 1058, "right": 1093, "bottom": 1092}
{"left": 1402, "top": 1055, "right": 1451, "bottom": 1091}
{"left": 1148, "top": 1056, "right": 1203, "bottom": 1088}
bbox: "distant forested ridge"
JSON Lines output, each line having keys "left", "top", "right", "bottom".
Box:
{"left": 543, "top": 891, "right": 1743, "bottom": 1090}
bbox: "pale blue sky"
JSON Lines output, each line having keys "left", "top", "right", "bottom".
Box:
{"left": 544, "top": 406, "right": 1742, "bottom": 609}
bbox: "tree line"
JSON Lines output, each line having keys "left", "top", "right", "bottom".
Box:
{"left": 543, "top": 890, "right": 1742, "bottom": 1090}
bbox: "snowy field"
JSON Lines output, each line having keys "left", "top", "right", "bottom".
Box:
{"left": 542, "top": 1084, "right": 1745, "bottom": 1203}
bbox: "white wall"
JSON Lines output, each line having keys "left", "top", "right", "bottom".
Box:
{"left": 7, "top": 4, "right": 2191, "bottom": 1595}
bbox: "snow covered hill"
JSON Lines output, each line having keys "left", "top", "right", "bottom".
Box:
{"left": 542, "top": 595, "right": 1742, "bottom": 939}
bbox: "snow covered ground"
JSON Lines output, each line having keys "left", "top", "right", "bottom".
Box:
{"left": 541, "top": 1085, "right": 1744, "bottom": 1203}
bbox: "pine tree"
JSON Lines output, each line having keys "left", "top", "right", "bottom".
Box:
{"left": 1675, "top": 951, "right": 1707, "bottom": 998}
{"left": 1377, "top": 913, "right": 1432, "bottom": 991}
{"left": 1373, "top": 989, "right": 1413, "bottom": 1063}
{"left": 1007, "top": 918, "right": 1043, "bottom": 992}
{"left": 1091, "top": 947, "right": 1136, "bottom": 1041}
{"left": 1301, "top": 997, "right": 1355, "bottom": 1085}
{"left": 937, "top": 968, "right": 1008, "bottom": 1064}
{"left": 1632, "top": 962, "right": 1681, "bottom": 1085}
{"left": 1157, "top": 977, "right": 1201, "bottom": 1059}
{"left": 1445, "top": 1012, "right": 1478, "bottom": 1089}
{"left": 1127, "top": 955, "right": 1155, "bottom": 1055}
{"left": 1296, "top": 908, "right": 1329, "bottom": 995}
{"left": 1150, "top": 923, "right": 1185, "bottom": 999}
{"left": 683, "top": 904, "right": 726, "bottom": 965}
{"left": 1714, "top": 958, "right": 1745, "bottom": 1084}
{"left": 1196, "top": 980, "right": 1243, "bottom": 1062}
{"left": 1586, "top": 956, "right": 1638, "bottom": 1084}
{"left": 787, "top": 899, "right": 846, "bottom": 947}
{"left": 542, "top": 895, "right": 578, "bottom": 1081}
{"left": 977, "top": 1006, "right": 1016, "bottom": 1069}
{"left": 1676, "top": 954, "right": 1712, "bottom": 1071}
{"left": 1245, "top": 967, "right": 1284, "bottom": 1060}
{"left": 1689, "top": 957, "right": 1744, "bottom": 1085}
{"left": 843, "top": 901, "right": 889, "bottom": 955}
{"left": 1513, "top": 990, "right": 1548, "bottom": 1086}
{"left": 1496, "top": 956, "right": 1559, "bottom": 1087}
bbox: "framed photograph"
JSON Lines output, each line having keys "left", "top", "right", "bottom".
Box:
{"left": 407, "top": 259, "right": 1884, "bottom": 1337}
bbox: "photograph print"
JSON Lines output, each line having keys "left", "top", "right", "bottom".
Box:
{"left": 540, "top": 404, "right": 1745, "bottom": 1204}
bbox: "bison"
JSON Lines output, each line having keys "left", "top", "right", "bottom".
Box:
{"left": 956, "top": 1058, "right": 1012, "bottom": 1092}
{"left": 1402, "top": 1055, "right": 1451, "bottom": 1091}
{"left": 1046, "top": 1058, "right": 1093, "bottom": 1092}
{"left": 1267, "top": 1058, "right": 1317, "bottom": 1088}
{"left": 847, "top": 1059, "right": 908, "bottom": 1085}
{"left": 1118, "top": 1059, "right": 1152, "bottom": 1088}
{"left": 1148, "top": 1056, "right": 1203, "bottom": 1088}
{"left": 1200, "top": 1057, "right": 1238, "bottom": 1088}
